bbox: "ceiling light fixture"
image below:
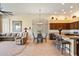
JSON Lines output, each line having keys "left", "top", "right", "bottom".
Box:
{"left": 0, "top": 3, "right": 13, "bottom": 15}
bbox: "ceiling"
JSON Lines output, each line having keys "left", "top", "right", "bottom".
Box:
{"left": 1, "top": 3, "right": 79, "bottom": 15}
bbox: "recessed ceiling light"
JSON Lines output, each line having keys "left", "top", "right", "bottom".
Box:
{"left": 70, "top": 6, "right": 73, "bottom": 9}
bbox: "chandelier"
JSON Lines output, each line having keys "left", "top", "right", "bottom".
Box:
{"left": 37, "top": 9, "right": 43, "bottom": 25}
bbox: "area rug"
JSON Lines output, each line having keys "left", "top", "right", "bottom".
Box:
{"left": 0, "top": 41, "right": 26, "bottom": 56}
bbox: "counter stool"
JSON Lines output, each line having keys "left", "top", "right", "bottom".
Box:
{"left": 61, "top": 40, "right": 71, "bottom": 56}
{"left": 56, "top": 35, "right": 71, "bottom": 56}
{"left": 55, "top": 35, "right": 63, "bottom": 50}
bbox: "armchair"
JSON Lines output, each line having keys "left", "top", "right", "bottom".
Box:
{"left": 15, "top": 32, "right": 27, "bottom": 45}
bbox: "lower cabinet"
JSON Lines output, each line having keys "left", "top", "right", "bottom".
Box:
{"left": 49, "top": 33, "right": 53, "bottom": 40}
{"left": 49, "top": 33, "right": 56, "bottom": 40}
{"left": 77, "top": 43, "right": 79, "bottom": 56}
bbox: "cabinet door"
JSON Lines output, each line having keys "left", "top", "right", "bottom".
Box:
{"left": 77, "top": 22, "right": 79, "bottom": 29}
{"left": 70, "top": 23, "right": 72, "bottom": 29}
{"left": 75, "top": 22, "right": 77, "bottom": 29}
{"left": 71, "top": 23, "right": 74, "bottom": 29}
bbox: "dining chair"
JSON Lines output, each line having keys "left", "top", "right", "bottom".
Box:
{"left": 37, "top": 32, "right": 43, "bottom": 43}
{"left": 32, "top": 33, "right": 37, "bottom": 42}
{"left": 43, "top": 33, "right": 47, "bottom": 42}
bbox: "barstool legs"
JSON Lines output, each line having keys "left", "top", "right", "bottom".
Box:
{"left": 69, "top": 44, "right": 71, "bottom": 56}
{"left": 61, "top": 44, "right": 71, "bottom": 56}
{"left": 62, "top": 44, "right": 64, "bottom": 54}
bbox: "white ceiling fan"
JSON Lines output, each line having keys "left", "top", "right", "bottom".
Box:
{"left": 0, "top": 3, "right": 13, "bottom": 15}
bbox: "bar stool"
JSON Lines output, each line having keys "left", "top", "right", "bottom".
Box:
{"left": 61, "top": 40, "right": 71, "bottom": 56}
{"left": 56, "top": 35, "right": 71, "bottom": 55}
{"left": 55, "top": 35, "right": 63, "bottom": 50}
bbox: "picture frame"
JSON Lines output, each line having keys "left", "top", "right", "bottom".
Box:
{"left": 12, "top": 21, "right": 22, "bottom": 32}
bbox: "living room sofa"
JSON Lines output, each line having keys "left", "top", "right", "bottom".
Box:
{"left": 0, "top": 32, "right": 28, "bottom": 45}
{"left": 0, "top": 33, "right": 17, "bottom": 41}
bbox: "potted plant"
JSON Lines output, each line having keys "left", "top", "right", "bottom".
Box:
{"left": 58, "top": 28, "right": 62, "bottom": 34}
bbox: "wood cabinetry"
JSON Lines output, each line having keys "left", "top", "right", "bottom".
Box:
{"left": 77, "top": 22, "right": 79, "bottom": 29}
{"left": 49, "top": 21, "right": 79, "bottom": 30}
{"left": 70, "top": 23, "right": 73, "bottom": 29}
{"left": 70, "top": 21, "right": 79, "bottom": 29}
{"left": 77, "top": 43, "right": 79, "bottom": 56}
{"left": 50, "top": 23, "right": 70, "bottom": 29}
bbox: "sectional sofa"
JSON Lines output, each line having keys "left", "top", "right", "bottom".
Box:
{"left": 0, "top": 32, "right": 27, "bottom": 45}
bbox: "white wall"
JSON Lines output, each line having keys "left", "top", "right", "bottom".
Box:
{"left": 0, "top": 15, "right": 2, "bottom": 32}
{"left": 2, "top": 15, "right": 10, "bottom": 33}
{"left": 9, "top": 14, "right": 50, "bottom": 33}
{"left": 10, "top": 15, "right": 31, "bottom": 32}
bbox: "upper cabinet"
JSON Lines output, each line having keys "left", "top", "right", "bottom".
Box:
{"left": 49, "top": 21, "right": 79, "bottom": 30}
{"left": 49, "top": 23, "right": 70, "bottom": 30}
